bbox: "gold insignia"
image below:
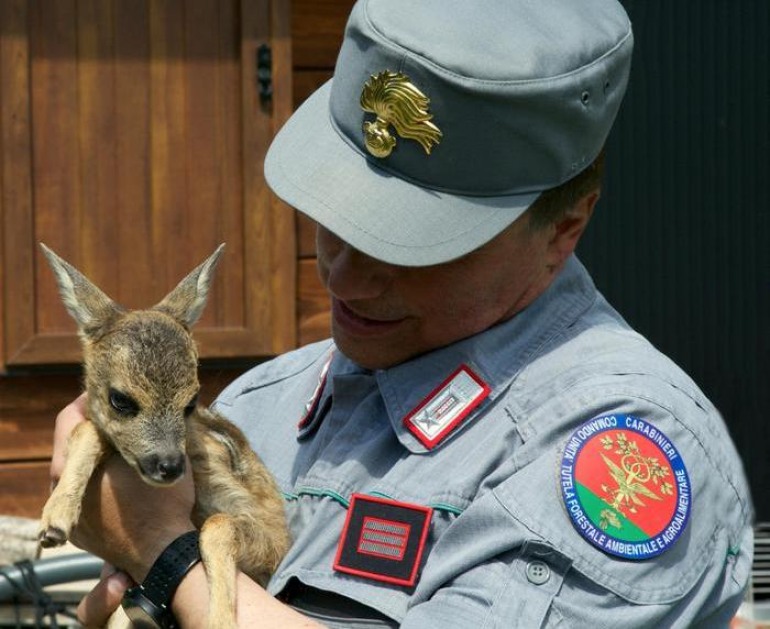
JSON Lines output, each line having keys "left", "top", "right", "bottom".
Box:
{"left": 597, "top": 432, "right": 674, "bottom": 531}
{"left": 360, "top": 71, "right": 442, "bottom": 158}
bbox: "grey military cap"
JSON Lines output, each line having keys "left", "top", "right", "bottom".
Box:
{"left": 265, "top": 0, "right": 633, "bottom": 266}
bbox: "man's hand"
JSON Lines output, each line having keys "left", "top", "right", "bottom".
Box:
{"left": 76, "top": 563, "right": 133, "bottom": 629}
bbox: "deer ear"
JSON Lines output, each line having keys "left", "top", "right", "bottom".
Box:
{"left": 39, "top": 243, "right": 123, "bottom": 340}
{"left": 153, "top": 244, "right": 225, "bottom": 327}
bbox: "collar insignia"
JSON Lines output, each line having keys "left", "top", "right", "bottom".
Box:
{"left": 560, "top": 414, "right": 691, "bottom": 560}
{"left": 297, "top": 352, "right": 334, "bottom": 431}
{"left": 360, "top": 71, "right": 442, "bottom": 158}
{"left": 403, "top": 365, "right": 490, "bottom": 449}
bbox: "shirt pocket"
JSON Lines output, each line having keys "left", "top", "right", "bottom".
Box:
{"left": 486, "top": 541, "right": 572, "bottom": 628}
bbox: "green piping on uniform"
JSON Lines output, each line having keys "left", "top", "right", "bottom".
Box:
{"left": 285, "top": 488, "right": 465, "bottom": 515}
{"left": 369, "top": 491, "right": 464, "bottom": 516}
{"left": 368, "top": 490, "right": 393, "bottom": 501}
{"left": 430, "top": 502, "right": 464, "bottom": 516}
{"left": 285, "top": 486, "right": 350, "bottom": 508}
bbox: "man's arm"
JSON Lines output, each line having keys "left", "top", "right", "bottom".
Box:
{"left": 173, "top": 565, "right": 320, "bottom": 628}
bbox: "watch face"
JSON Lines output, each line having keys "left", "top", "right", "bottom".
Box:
{"left": 123, "top": 607, "right": 161, "bottom": 629}
{"left": 123, "top": 588, "right": 166, "bottom": 629}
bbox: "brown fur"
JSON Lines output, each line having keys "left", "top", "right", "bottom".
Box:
{"left": 38, "top": 243, "right": 290, "bottom": 628}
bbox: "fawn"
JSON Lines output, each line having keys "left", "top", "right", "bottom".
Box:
{"left": 38, "top": 243, "right": 290, "bottom": 628}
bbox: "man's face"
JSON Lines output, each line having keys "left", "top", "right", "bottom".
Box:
{"left": 316, "top": 215, "right": 556, "bottom": 370}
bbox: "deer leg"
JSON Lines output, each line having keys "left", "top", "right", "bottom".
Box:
{"left": 200, "top": 513, "right": 239, "bottom": 629}
{"left": 39, "top": 421, "right": 108, "bottom": 547}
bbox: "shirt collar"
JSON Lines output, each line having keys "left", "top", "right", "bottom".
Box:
{"left": 296, "top": 348, "right": 370, "bottom": 439}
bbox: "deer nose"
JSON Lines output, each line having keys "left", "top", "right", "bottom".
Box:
{"left": 142, "top": 453, "right": 186, "bottom": 484}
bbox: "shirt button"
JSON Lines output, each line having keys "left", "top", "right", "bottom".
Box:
{"left": 526, "top": 560, "right": 551, "bottom": 585}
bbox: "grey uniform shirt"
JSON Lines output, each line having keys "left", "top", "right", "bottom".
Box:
{"left": 213, "top": 256, "right": 752, "bottom": 628}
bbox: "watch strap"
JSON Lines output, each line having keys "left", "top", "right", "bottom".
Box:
{"left": 142, "top": 530, "right": 201, "bottom": 603}
{"left": 123, "top": 530, "right": 201, "bottom": 628}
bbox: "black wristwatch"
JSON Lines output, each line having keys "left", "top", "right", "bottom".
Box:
{"left": 121, "top": 530, "right": 201, "bottom": 629}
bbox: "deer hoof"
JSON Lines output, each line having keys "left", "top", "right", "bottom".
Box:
{"left": 39, "top": 527, "right": 67, "bottom": 548}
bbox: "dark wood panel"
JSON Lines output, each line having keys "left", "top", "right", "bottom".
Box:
{"left": 296, "top": 211, "right": 317, "bottom": 258}
{"left": 78, "top": 0, "right": 121, "bottom": 299}
{"left": 3, "top": 0, "right": 295, "bottom": 368}
{"left": 0, "top": 462, "right": 49, "bottom": 518}
{"left": 290, "top": 1, "right": 342, "bottom": 347}
{"left": 31, "top": 0, "right": 81, "bottom": 333}
{"left": 148, "top": 0, "right": 186, "bottom": 304}
{"left": 242, "top": 0, "right": 298, "bottom": 357}
{"left": 297, "top": 258, "right": 330, "bottom": 346}
{"left": 113, "top": 0, "right": 154, "bottom": 308}
{"left": 1, "top": 0, "right": 35, "bottom": 371}
{"left": 293, "top": 69, "right": 332, "bottom": 109}
{"left": 292, "top": 0, "right": 353, "bottom": 69}
{"left": 0, "top": 374, "right": 80, "bottom": 462}
{"left": 183, "top": 0, "right": 236, "bottom": 325}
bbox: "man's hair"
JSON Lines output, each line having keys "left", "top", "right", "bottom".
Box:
{"left": 527, "top": 149, "right": 606, "bottom": 230}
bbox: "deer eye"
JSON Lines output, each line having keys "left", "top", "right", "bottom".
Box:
{"left": 109, "top": 389, "right": 139, "bottom": 416}
{"left": 184, "top": 394, "right": 199, "bottom": 417}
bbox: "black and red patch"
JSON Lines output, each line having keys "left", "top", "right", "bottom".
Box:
{"left": 334, "top": 494, "right": 433, "bottom": 587}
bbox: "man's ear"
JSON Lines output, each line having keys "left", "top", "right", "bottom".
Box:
{"left": 546, "top": 190, "right": 600, "bottom": 270}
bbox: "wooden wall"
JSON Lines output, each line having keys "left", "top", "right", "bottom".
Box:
{"left": 0, "top": 0, "right": 354, "bottom": 519}
{"left": 292, "top": 0, "right": 354, "bottom": 346}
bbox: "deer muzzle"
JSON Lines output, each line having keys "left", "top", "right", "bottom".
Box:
{"left": 138, "top": 452, "right": 186, "bottom": 485}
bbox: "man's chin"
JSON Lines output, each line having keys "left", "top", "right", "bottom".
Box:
{"left": 333, "top": 332, "right": 411, "bottom": 371}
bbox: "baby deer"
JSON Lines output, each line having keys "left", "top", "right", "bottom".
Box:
{"left": 38, "top": 243, "right": 290, "bottom": 628}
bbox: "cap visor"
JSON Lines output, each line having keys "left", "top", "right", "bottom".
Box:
{"left": 265, "top": 81, "right": 540, "bottom": 267}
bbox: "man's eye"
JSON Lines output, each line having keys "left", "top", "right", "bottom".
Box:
{"left": 109, "top": 389, "right": 139, "bottom": 416}
{"left": 184, "top": 394, "right": 199, "bottom": 417}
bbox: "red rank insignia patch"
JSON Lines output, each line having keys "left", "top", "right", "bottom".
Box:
{"left": 560, "top": 414, "right": 691, "bottom": 560}
{"left": 403, "top": 364, "right": 490, "bottom": 449}
{"left": 334, "top": 494, "right": 433, "bottom": 587}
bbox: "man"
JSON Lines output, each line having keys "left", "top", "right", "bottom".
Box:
{"left": 52, "top": 0, "right": 753, "bottom": 627}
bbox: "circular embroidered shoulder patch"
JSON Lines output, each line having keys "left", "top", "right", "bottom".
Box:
{"left": 559, "top": 414, "right": 691, "bottom": 560}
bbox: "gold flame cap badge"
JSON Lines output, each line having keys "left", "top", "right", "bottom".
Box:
{"left": 360, "top": 71, "right": 442, "bottom": 158}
